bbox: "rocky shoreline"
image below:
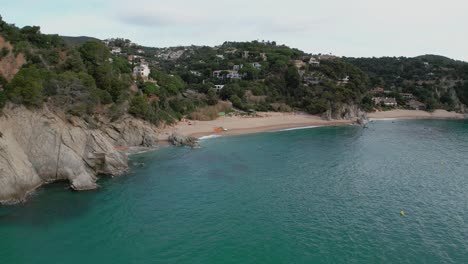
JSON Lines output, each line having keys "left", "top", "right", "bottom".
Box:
{"left": 0, "top": 104, "right": 160, "bottom": 204}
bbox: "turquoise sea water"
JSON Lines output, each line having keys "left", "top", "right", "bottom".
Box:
{"left": 1, "top": 120, "right": 468, "bottom": 263}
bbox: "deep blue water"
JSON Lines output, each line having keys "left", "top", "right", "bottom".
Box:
{"left": 1, "top": 119, "right": 468, "bottom": 263}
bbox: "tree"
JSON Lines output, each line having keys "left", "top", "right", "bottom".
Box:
{"left": 0, "top": 90, "right": 6, "bottom": 109}
{"left": 206, "top": 89, "right": 218, "bottom": 105}
{"left": 143, "top": 82, "right": 160, "bottom": 96}
{"left": 6, "top": 65, "right": 44, "bottom": 107}
{"left": 285, "top": 65, "right": 300, "bottom": 89}
{"left": 129, "top": 94, "right": 151, "bottom": 118}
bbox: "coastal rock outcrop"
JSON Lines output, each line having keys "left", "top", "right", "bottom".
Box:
{"left": 322, "top": 103, "right": 368, "bottom": 123}
{"left": 168, "top": 133, "right": 199, "bottom": 148}
{"left": 0, "top": 104, "right": 159, "bottom": 204}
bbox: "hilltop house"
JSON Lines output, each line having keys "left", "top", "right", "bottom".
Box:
{"left": 309, "top": 57, "right": 320, "bottom": 67}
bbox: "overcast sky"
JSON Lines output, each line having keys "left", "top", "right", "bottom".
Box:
{"left": 2, "top": 0, "right": 467, "bottom": 61}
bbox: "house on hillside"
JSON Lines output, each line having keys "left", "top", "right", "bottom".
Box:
{"left": 407, "top": 100, "right": 426, "bottom": 110}
{"left": 371, "top": 87, "right": 385, "bottom": 94}
{"left": 337, "top": 76, "right": 350, "bottom": 85}
{"left": 400, "top": 93, "right": 414, "bottom": 100}
{"left": 226, "top": 70, "right": 243, "bottom": 80}
{"left": 111, "top": 47, "right": 121, "bottom": 54}
{"left": 309, "top": 57, "right": 320, "bottom": 67}
{"left": 251, "top": 62, "right": 262, "bottom": 69}
{"left": 233, "top": 65, "right": 243, "bottom": 71}
{"left": 133, "top": 64, "right": 151, "bottom": 80}
{"left": 373, "top": 97, "right": 397, "bottom": 107}
{"left": 242, "top": 51, "right": 249, "bottom": 59}
{"left": 304, "top": 75, "right": 321, "bottom": 86}
{"left": 190, "top": 70, "right": 202, "bottom": 77}
{"left": 260, "top": 53, "right": 267, "bottom": 61}
{"left": 214, "top": 85, "right": 225, "bottom": 92}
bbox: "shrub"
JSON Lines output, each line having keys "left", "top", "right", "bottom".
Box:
{"left": 6, "top": 65, "right": 44, "bottom": 107}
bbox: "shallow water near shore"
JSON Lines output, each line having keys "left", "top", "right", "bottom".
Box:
{"left": 1, "top": 119, "right": 468, "bottom": 263}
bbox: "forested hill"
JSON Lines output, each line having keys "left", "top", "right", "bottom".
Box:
{"left": 344, "top": 55, "right": 468, "bottom": 111}
{"left": 0, "top": 16, "right": 467, "bottom": 127}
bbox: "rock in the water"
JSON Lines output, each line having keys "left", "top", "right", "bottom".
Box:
{"left": 168, "top": 133, "right": 199, "bottom": 148}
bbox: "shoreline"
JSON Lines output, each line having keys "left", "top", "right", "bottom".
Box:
{"left": 155, "top": 109, "right": 465, "bottom": 142}
{"left": 157, "top": 112, "right": 356, "bottom": 141}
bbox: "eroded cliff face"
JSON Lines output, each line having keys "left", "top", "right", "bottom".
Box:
{"left": 0, "top": 104, "right": 159, "bottom": 204}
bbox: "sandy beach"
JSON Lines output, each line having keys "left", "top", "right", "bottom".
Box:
{"left": 368, "top": 109, "right": 465, "bottom": 120}
{"left": 157, "top": 109, "right": 466, "bottom": 141}
{"left": 158, "top": 112, "right": 354, "bottom": 140}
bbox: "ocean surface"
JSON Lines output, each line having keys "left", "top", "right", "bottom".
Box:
{"left": 1, "top": 120, "right": 468, "bottom": 264}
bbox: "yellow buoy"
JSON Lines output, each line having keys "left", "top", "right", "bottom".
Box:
{"left": 400, "top": 210, "right": 405, "bottom": 216}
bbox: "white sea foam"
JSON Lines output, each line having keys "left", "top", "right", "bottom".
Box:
{"left": 278, "top": 126, "right": 320, "bottom": 132}
{"left": 198, "top": 135, "right": 222, "bottom": 140}
{"left": 369, "top": 118, "right": 400, "bottom": 121}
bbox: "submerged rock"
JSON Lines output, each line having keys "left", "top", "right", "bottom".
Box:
{"left": 168, "top": 133, "right": 199, "bottom": 148}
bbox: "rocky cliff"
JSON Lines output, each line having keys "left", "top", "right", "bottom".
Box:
{"left": 0, "top": 104, "right": 159, "bottom": 204}
{"left": 322, "top": 103, "right": 368, "bottom": 122}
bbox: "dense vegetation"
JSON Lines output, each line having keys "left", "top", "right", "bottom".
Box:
{"left": 0, "top": 16, "right": 467, "bottom": 127}
{"left": 344, "top": 55, "right": 468, "bottom": 111}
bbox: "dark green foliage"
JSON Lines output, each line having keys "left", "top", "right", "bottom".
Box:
{"left": 150, "top": 71, "right": 186, "bottom": 95}
{"left": 206, "top": 89, "right": 218, "bottom": 105}
{"left": 142, "top": 82, "right": 160, "bottom": 96}
{"left": 0, "top": 47, "right": 8, "bottom": 58}
{"left": 344, "top": 56, "right": 468, "bottom": 111}
{"left": 129, "top": 94, "right": 151, "bottom": 118}
{"left": 0, "top": 90, "right": 6, "bottom": 109}
{"left": 6, "top": 65, "right": 44, "bottom": 107}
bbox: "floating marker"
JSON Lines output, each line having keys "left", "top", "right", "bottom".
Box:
{"left": 400, "top": 210, "right": 405, "bottom": 216}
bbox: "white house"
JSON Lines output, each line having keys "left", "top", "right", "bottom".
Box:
{"left": 190, "top": 70, "right": 202, "bottom": 77}
{"left": 309, "top": 57, "right": 320, "bottom": 67}
{"left": 373, "top": 97, "right": 398, "bottom": 107}
{"left": 251, "top": 62, "right": 262, "bottom": 69}
{"left": 233, "top": 65, "right": 243, "bottom": 71}
{"left": 226, "top": 70, "right": 243, "bottom": 80}
{"left": 133, "top": 64, "right": 151, "bottom": 80}
{"left": 214, "top": 85, "right": 225, "bottom": 92}
{"left": 111, "top": 47, "right": 121, "bottom": 54}
{"left": 337, "top": 76, "right": 350, "bottom": 85}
